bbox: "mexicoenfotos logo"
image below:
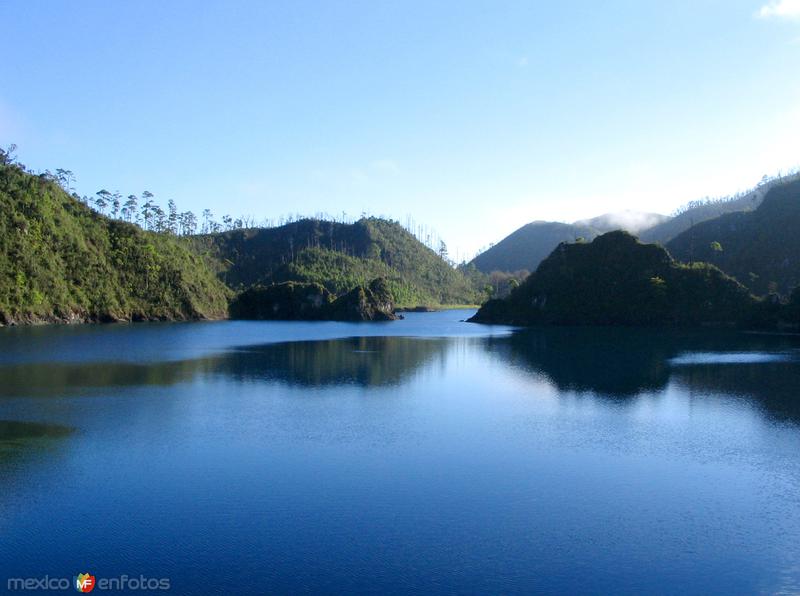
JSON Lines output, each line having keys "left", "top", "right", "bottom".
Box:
{"left": 7, "top": 573, "right": 170, "bottom": 591}
{"left": 75, "top": 573, "right": 95, "bottom": 593}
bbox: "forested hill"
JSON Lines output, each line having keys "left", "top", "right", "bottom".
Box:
{"left": 470, "top": 231, "right": 755, "bottom": 327}
{"left": 191, "top": 217, "right": 480, "bottom": 305}
{"left": 0, "top": 161, "right": 230, "bottom": 324}
{"left": 667, "top": 176, "right": 800, "bottom": 296}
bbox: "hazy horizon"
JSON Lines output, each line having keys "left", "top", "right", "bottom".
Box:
{"left": 2, "top": 0, "right": 799, "bottom": 259}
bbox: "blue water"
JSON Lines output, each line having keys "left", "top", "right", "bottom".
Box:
{"left": 1, "top": 311, "right": 800, "bottom": 594}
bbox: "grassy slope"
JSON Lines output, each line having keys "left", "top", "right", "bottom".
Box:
{"left": 0, "top": 163, "right": 230, "bottom": 323}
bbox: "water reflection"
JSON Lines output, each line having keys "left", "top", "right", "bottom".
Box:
{"left": 0, "top": 336, "right": 448, "bottom": 398}
{"left": 222, "top": 336, "right": 446, "bottom": 387}
{"left": 486, "top": 328, "right": 673, "bottom": 395}
{"left": 672, "top": 362, "right": 800, "bottom": 424}
{"left": 485, "top": 327, "right": 800, "bottom": 423}
{"left": 0, "top": 420, "right": 73, "bottom": 463}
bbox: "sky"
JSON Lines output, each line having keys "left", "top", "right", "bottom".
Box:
{"left": 1, "top": 1, "right": 799, "bottom": 260}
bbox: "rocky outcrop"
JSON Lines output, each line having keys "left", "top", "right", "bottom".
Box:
{"left": 228, "top": 282, "right": 333, "bottom": 320}
{"left": 326, "top": 278, "right": 398, "bottom": 321}
{"left": 229, "top": 278, "right": 398, "bottom": 322}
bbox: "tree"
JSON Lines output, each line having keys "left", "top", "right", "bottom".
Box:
{"left": 140, "top": 191, "right": 155, "bottom": 230}
{"left": 710, "top": 241, "right": 723, "bottom": 253}
{"left": 438, "top": 240, "right": 449, "bottom": 262}
{"left": 111, "top": 191, "right": 122, "bottom": 219}
{"left": 181, "top": 211, "right": 197, "bottom": 235}
{"left": 55, "top": 168, "right": 75, "bottom": 192}
{"left": 94, "top": 189, "right": 111, "bottom": 214}
{"left": 167, "top": 199, "right": 178, "bottom": 234}
{"left": 0, "top": 144, "right": 17, "bottom": 165}
{"left": 153, "top": 206, "right": 167, "bottom": 232}
{"left": 202, "top": 209, "right": 212, "bottom": 234}
{"left": 124, "top": 195, "right": 138, "bottom": 223}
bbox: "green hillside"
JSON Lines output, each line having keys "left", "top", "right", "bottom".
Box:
{"left": 470, "top": 231, "right": 755, "bottom": 326}
{"left": 192, "top": 217, "right": 480, "bottom": 306}
{"left": 0, "top": 162, "right": 230, "bottom": 324}
{"left": 666, "top": 177, "right": 800, "bottom": 296}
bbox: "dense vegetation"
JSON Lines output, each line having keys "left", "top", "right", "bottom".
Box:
{"left": 470, "top": 231, "right": 756, "bottom": 327}
{"left": 192, "top": 218, "right": 480, "bottom": 306}
{"left": 0, "top": 147, "right": 480, "bottom": 325}
{"left": 0, "top": 160, "right": 230, "bottom": 324}
{"left": 667, "top": 177, "right": 800, "bottom": 296}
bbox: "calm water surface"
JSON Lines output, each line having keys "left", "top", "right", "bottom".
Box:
{"left": 1, "top": 311, "right": 800, "bottom": 594}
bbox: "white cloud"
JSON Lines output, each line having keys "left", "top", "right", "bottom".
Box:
{"left": 758, "top": 0, "right": 800, "bottom": 19}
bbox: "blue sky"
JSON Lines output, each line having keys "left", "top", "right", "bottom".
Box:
{"left": 1, "top": 0, "right": 799, "bottom": 259}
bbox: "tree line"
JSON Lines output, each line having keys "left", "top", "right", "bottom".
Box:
{"left": 2, "top": 144, "right": 459, "bottom": 264}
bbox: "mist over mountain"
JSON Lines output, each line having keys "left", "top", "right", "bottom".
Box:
{"left": 469, "top": 210, "right": 668, "bottom": 274}
{"left": 574, "top": 211, "right": 670, "bottom": 234}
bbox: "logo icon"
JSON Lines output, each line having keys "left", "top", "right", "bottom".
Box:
{"left": 75, "top": 573, "right": 96, "bottom": 593}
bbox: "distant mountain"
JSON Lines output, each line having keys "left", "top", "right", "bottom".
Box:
{"left": 0, "top": 162, "right": 230, "bottom": 324}
{"left": 667, "top": 176, "right": 800, "bottom": 296}
{"left": 192, "top": 217, "right": 480, "bottom": 306}
{"left": 470, "top": 231, "right": 754, "bottom": 327}
{"left": 470, "top": 211, "right": 668, "bottom": 274}
{"left": 469, "top": 221, "right": 597, "bottom": 274}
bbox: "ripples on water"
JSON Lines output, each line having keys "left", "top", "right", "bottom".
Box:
{"left": 1, "top": 312, "right": 799, "bottom": 594}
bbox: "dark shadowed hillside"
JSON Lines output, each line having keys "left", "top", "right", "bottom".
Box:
{"left": 667, "top": 177, "right": 800, "bottom": 296}
{"left": 470, "top": 231, "right": 754, "bottom": 326}
{"left": 639, "top": 174, "right": 800, "bottom": 245}
{"left": 0, "top": 162, "right": 230, "bottom": 324}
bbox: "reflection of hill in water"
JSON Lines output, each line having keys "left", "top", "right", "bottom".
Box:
{"left": 487, "top": 328, "right": 800, "bottom": 422}
{"left": 0, "top": 420, "right": 73, "bottom": 464}
{"left": 0, "top": 336, "right": 447, "bottom": 398}
{"left": 486, "top": 328, "right": 674, "bottom": 396}
{"left": 672, "top": 363, "right": 800, "bottom": 424}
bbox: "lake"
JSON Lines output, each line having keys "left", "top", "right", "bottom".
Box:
{"left": 1, "top": 310, "right": 800, "bottom": 594}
